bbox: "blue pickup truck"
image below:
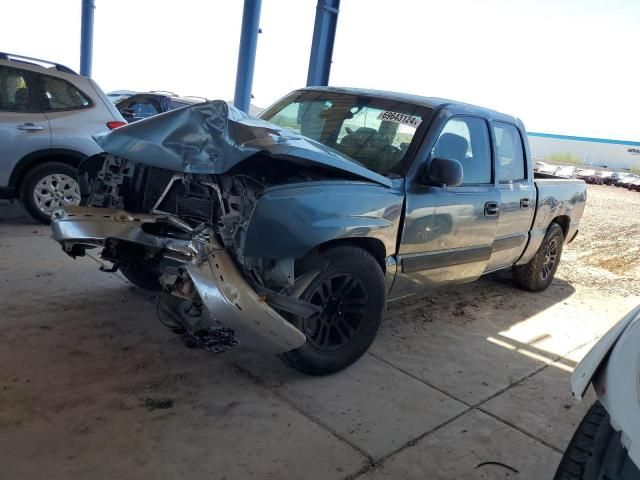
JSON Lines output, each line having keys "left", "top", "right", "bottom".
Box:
{"left": 51, "top": 87, "right": 587, "bottom": 375}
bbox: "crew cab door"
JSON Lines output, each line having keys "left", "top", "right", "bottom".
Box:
{"left": 485, "top": 122, "right": 536, "bottom": 271}
{"left": 0, "top": 65, "right": 51, "bottom": 187}
{"left": 391, "top": 115, "right": 500, "bottom": 297}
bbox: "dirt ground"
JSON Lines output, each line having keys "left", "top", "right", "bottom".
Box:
{"left": 560, "top": 184, "right": 640, "bottom": 296}
{"left": 0, "top": 184, "right": 638, "bottom": 480}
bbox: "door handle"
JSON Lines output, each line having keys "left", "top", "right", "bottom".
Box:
{"left": 17, "top": 123, "right": 44, "bottom": 131}
{"left": 520, "top": 198, "right": 530, "bottom": 208}
{"left": 484, "top": 201, "right": 499, "bottom": 216}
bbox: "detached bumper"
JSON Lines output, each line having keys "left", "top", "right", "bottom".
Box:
{"left": 51, "top": 206, "right": 306, "bottom": 353}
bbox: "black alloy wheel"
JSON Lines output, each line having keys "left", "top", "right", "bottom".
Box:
{"left": 303, "top": 273, "right": 368, "bottom": 352}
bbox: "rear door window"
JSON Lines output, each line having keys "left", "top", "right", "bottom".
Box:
{"left": 0, "top": 66, "right": 33, "bottom": 112}
{"left": 38, "top": 74, "right": 92, "bottom": 111}
{"left": 130, "top": 100, "right": 160, "bottom": 118}
{"left": 432, "top": 117, "right": 492, "bottom": 185}
{"left": 493, "top": 122, "right": 526, "bottom": 182}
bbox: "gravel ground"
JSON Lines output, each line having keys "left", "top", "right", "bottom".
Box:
{"left": 558, "top": 184, "right": 640, "bottom": 296}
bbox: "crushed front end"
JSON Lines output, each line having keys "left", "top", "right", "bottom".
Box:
{"left": 51, "top": 156, "right": 307, "bottom": 353}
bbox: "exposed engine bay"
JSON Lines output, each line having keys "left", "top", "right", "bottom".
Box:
{"left": 51, "top": 149, "right": 367, "bottom": 353}
{"left": 77, "top": 153, "right": 340, "bottom": 291}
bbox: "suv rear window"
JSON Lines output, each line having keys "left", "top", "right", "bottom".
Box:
{"left": 0, "top": 66, "right": 32, "bottom": 112}
{"left": 261, "top": 91, "right": 432, "bottom": 176}
{"left": 38, "top": 74, "right": 92, "bottom": 111}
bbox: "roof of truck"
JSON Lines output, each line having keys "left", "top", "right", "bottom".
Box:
{"left": 299, "top": 86, "right": 520, "bottom": 124}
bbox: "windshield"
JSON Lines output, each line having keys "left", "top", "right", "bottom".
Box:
{"left": 260, "top": 90, "right": 432, "bottom": 176}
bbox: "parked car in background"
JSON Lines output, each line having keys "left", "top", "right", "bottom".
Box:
{"left": 628, "top": 177, "right": 640, "bottom": 192}
{"left": 617, "top": 174, "right": 639, "bottom": 188}
{"left": 593, "top": 170, "right": 613, "bottom": 185}
{"left": 536, "top": 162, "right": 559, "bottom": 175}
{"left": 534, "top": 160, "right": 548, "bottom": 172}
{"left": 611, "top": 172, "right": 632, "bottom": 186}
{"left": 576, "top": 168, "right": 596, "bottom": 183}
{"left": 51, "top": 87, "right": 586, "bottom": 375}
{"left": 602, "top": 172, "right": 616, "bottom": 185}
{"left": 554, "top": 305, "right": 640, "bottom": 480}
{"left": 107, "top": 90, "right": 137, "bottom": 104}
{"left": 115, "top": 91, "right": 206, "bottom": 122}
{"left": 0, "top": 52, "right": 125, "bottom": 223}
{"left": 554, "top": 165, "right": 577, "bottom": 178}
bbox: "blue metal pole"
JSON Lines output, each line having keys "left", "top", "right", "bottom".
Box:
{"left": 80, "top": 0, "right": 95, "bottom": 77}
{"left": 307, "top": 0, "right": 340, "bottom": 86}
{"left": 233, "top": 0, "right": 262, "bottom": 113}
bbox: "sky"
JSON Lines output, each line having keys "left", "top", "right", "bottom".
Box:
{"left": 2, "top": 0, "right": 639, "bottom": 140}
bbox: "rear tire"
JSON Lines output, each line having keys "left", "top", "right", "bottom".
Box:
{"left": 554, "top": 401, "right": 640, "bottom": 479}
{"left": 280, "top": 246, "right": 386, "bottom": 375}
{"left": 20, "top": 162, "right": 80, "bottom": 224}
{"left": 513, "top": 223, "right": 564, "bottom": 292}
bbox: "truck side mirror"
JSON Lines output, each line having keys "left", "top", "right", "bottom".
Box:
{"left": 426, "top": 157, "right": 463, "bottom": 187}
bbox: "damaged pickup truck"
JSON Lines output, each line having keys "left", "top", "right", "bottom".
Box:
{"left": 51, "top": 87, "right": 587, "bottom": 375}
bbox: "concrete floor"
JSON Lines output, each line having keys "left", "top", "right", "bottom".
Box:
{"left": 1, "top": 201, "right": 638, "bottom": 480}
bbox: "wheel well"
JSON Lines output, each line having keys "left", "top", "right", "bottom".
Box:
{"left": 10, "top": 150, "right": 85, "bottom": 193}
{"left": 552, "top": 215, "right": 570, "bottom": 238}
{"left": 314, "top": 237, "right": 387, "bottom": 273}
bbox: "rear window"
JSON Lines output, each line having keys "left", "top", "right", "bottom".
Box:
{"left": 261, "top": 91, "right": 432, "bottom": 176}
{"left": 38, "top": 74, "right": 92, "bottom": 111}
{"left": 493, "top": 122, "right": 526, "bottom": 182}
{"left": 0, "top": 66, "right": 32, "bottom": 112}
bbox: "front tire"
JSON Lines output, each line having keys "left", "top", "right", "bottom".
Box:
{"left": 20, "top": 162, "right": 81, "bottom": 224}
{"left": 513, "top": 223, "right": 564, "bottom": 292}
{"left": 280, "top": 246, "right": 386, "bottom": 375}
{"left": 554, "top": 401, "right": 640, "bottom": 480}
{"left": 119, "top": 265, "right": 162, "bottom": 291}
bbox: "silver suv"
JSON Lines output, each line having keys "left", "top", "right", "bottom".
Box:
{"left": 0, "top": 52, "right": 125, "bottom": 223}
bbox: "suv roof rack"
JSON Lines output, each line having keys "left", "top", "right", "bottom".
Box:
{"left": 0, "top": 52, "right": 77, "bottom": 75}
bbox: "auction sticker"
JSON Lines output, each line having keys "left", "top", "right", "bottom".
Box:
{"left": 377, "top": 111, "right": 422, "bottom": 128}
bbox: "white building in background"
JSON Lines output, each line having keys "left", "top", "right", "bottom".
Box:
{"left": 527, "top": 132, "right": 640, "bottom": 171}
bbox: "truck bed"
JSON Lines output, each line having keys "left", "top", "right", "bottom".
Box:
{"left": 532, "top": 176, "right": 587, "bottom": 243}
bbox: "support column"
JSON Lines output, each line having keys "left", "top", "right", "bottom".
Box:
{"left": 80, "top": 0, "right": 95, "bottom": 77}
{"left": 306, "top": 0, "right": 340, "bottom": 86}
{"left": 233, "top": 0, "right": 262, "bottom": 113}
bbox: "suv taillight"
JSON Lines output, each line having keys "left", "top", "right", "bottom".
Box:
{"left": 107, "top": 121, "right": 127, "bottom": 130}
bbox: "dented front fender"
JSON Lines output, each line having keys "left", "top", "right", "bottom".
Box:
{"left": 242, "top": 180, "right": 404, "bottom": 260}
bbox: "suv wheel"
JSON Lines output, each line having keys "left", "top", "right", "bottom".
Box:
{"left": 20, "top": 162, "right": 81, "bottom": 224}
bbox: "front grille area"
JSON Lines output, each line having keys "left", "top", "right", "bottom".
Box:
{"left": 176, "top": 194, "right": 215, "bottom": 223}
{"left": 123, "top": 166, "right": 215, "bottom": 224}
{"left": 141, "top": 167, "right": 175, "bottom": 212}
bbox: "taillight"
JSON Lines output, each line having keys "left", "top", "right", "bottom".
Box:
{"left": 107, "top": 121, "right": 127, "bottom": 130}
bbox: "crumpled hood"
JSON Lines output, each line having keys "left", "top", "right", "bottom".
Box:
{"left": 94, "top": 100, "right": 391, "bottom": 187}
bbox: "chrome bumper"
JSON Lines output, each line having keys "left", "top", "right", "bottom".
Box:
{"left": 51, "top": 206, "right": 306, "bottom": 353}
